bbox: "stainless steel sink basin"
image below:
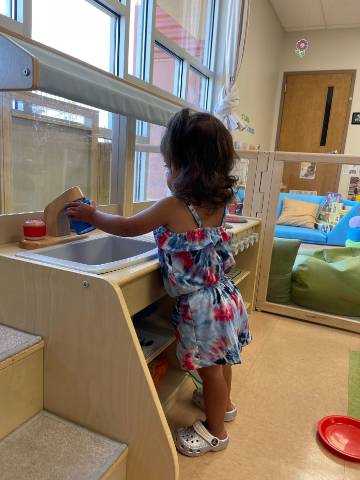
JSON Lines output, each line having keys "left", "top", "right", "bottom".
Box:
{"left": 16, "top": 235, "right": 158, "bottom": 274}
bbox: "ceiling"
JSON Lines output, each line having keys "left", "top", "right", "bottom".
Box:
{"left": 269, "top": 0, "right": 360, "bottom": 31}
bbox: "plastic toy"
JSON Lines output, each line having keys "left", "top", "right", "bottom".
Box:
{"left": 148, "top": 356, "right": 169, "bottom": 387}
{"left": 226, "top": 214, "right": 248, "bottom": 223}
{"left": 317, "top": 416, "right": 360, "bottom": 461}
{"left": 346, "top": 209, "right": 360, "bottom": 247}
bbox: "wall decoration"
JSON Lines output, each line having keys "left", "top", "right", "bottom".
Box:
{"left": 351, "top": 112, "right": 360, "bottom": 124}
{"left": 295, "top": 38, "right": 309, "bottom": 58}
{"left": 299, "top": 161, "right": 316, "bottom": 179}
{"left": 237, "top": 113, "right": 255, "bottom": 135}
{"left": 348, "top": 176, "right": 360, "bottom": 199}
{"left": 342, "top": 165, "right": 360, "bottom": 175}
{"left": 241, "top": 113, "right": 251, "bottom": 125}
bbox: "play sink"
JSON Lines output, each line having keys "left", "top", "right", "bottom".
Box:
{"left": 16, "top": 235, "right": 158, "bottom": 274}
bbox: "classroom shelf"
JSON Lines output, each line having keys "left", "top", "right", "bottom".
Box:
{"left": 228, "top": 268, "right": 251, "bottom": 286}
{"left": 135, "top": 324, "right": 175, "bottom": 364}
{"left": 157, "top": 366, "right": 187, "bottom": 407}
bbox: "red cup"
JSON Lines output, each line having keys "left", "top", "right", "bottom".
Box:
{"left": 23, "top": 220, "right": 46, "bottom": 240}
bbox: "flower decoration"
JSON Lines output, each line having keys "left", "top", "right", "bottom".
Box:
{"left": 296, "top": 38, "right": 309, "bottom": 51}
{"left": 295, "top": 38, "right": 310, "bottom": 58}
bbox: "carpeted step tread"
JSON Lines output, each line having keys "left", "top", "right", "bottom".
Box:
{"left": 0, "top": 324, "right": 42, "bottom": 362}
{"left": 0, "top": 411, "right": 127, "bottom": 480}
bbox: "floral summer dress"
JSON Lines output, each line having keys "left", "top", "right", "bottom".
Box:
{"left": 153, "top": 204, "right": 251, "bottom": 371}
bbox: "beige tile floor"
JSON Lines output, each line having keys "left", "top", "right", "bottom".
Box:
{"left": 166, "top": 311, "right": 360, "bottom": 480}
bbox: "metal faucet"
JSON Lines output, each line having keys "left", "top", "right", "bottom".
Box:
{"left": 44, "top": 186, "right": 84, "bottom": 237}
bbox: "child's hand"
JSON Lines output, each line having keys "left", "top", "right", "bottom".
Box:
{"left": 65, "top": 201, "right": 97, "bottom": 224}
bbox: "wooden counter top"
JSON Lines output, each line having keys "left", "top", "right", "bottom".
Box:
{"left": 0, "top": 218, "right": 261, "bottom": 287}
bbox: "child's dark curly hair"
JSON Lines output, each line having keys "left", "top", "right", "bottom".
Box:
{"left": 160, "top": 109, "right": 238, "bottom": 209}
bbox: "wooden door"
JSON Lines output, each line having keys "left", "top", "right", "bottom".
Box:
{"left": 277, "top": 72, "right": 354, "bottom": 194}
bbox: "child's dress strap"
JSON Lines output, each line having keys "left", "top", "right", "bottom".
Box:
{"left": 187, "top": 204, "right": 202, "bottom": 227}
{"left": 221, "top": 208, "right": 226, "bottom": 226}
{"left": 187, "top": 204, "right": 227, "bottom": 228}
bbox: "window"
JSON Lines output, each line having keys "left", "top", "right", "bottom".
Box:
{"left": 151, "top": 0, "right": 216, "bottom": 109}
{"left": 187, "top": 67, "right": 208, "bottom": 108}
{"left": 128, "top": 0, "right": 216, "bottom": 109}
{"left": 0, "top": 92, "right": 113, "bottom": 214}
{"left": 32, "top": 0, "right": 119, "bottom": 74}
{"left": 134, "top": 122, "right": 168, "bottom": 203}
{"left": 128, "top": 0, "right": 218, "bottom": 210}
{"left": 0, "top": 0, "right": 224, "bottom": 218}
{"left": 0, "top": 0, "right": 11, "bottom": 17}
{"left": 128, "top": 0, "right": 150, "bottom": 80}
{"left": 136, "top": 121, "right": 165, "bottom": 145}
{"left": 153, "top": 43, "right": 181, "bottom": 95}
{"left": 0, "top": 0, "right": 22, "bottom": 20}
{"left": 134, "top": 151, "right": 169, "bottom": 202}
{"left": 155, "top": 0, "right": 212, "bottom": 65}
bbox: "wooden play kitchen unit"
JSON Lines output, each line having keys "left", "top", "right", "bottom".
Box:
{"left": 0, "top": 218, "right": 261, "bottom": 480}
{"left": 0, "top": 28, "right": 261, "bottom": 480}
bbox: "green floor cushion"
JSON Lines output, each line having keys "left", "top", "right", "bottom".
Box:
{"left": 267, "top": 238, "right": 301, "bottom": 304}
{"left": 292, "top": 248, "right": 360, "bottom": 316}
{"left": 346, "top": 239, "right": 360, "bottom": 248}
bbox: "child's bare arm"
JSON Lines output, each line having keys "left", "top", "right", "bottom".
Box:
{"left": 66, "top": 197, "right": 174, "bottom": 237}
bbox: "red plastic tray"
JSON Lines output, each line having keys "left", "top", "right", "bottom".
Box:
{"left": 225, "top": 214, "right": 248, "bottom": 223}
{"left": 317, "top": 416, "right": 360, "bottom": 461}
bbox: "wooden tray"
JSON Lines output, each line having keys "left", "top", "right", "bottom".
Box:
{"left": 19, "top": 233, "right": 89, "bottom": 250}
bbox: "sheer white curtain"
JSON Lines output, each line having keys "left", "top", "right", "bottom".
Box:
{"left": 214, "top": 0, "right": 250, "bottom": 131}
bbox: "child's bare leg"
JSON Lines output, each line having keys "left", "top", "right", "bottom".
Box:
{"left": 197, "top": 365, "right": 228, "bottom": 439}
{"left": 222, "top": 365, "right": 235, "bottom": 411}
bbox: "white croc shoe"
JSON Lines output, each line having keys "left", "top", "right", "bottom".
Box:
{"left": 175, "top": 421, "right": 229, "bottom": 457}
{"left": 192, "top": 389, "right": 237, "bottom": 422}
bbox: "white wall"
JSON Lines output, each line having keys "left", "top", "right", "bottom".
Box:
{"left": 275, "top": 28, "right": 360, "bottom": 155}
{"left": 234, "top": 4, "right": 360, "bottom": 195}
{"left": 271, "top": 28, "right": 360, "bottom": 197}
{"left": 233, "top": 0, "right": 284, "bottom": 150}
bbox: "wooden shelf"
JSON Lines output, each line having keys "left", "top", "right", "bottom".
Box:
{"left": 135, "top": 325, "right": 175, "bottom": 364}
{"left": 157, "top": 367, "right": 187, "bottom": 407}
{"left": 0, "top": 216, "right": 261, "bottom": 480}
{"left": 228, "top": 268, "right": 251, "bottom": 286}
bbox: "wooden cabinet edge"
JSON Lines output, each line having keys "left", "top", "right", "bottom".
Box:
{"left": 0, "top": 256, "right": 179, "bottom": 480}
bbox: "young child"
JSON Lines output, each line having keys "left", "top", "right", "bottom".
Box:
{"left": 66, "top": 109, "right": 251, "bottom": 457}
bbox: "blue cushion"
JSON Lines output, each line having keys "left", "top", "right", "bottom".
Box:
{"left": 343, "top": 199, "right": 360, "bottom": 208}
{"left": 349, "top": 216, "right": 360, "bottom": 228}
{"left": 277, "top": 193, "right": 325, "bottom": 218}
{"left": 275, "top": 225, "right": 327, "bottom": 244}
{"left": 348, "top": 227, "right": 360, "bottom": 242}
